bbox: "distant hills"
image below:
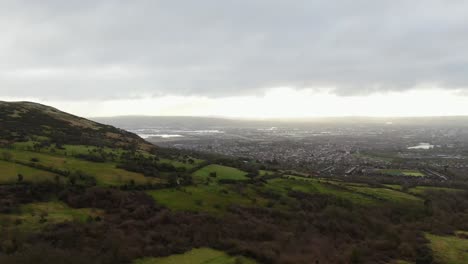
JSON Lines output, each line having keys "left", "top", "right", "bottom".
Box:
{"left": 93, "top": 115, "right": 468, "bottom": 130}
{"left": 0, "top": 101, "right": 153, "bottom": 150}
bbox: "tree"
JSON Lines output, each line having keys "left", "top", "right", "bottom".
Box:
{"left": 17, "top": 174, "right": 23, "bottom": 183}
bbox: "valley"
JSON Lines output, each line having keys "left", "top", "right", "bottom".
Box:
{"left": 0, "top": 102, "right": 468, "bottom": 264}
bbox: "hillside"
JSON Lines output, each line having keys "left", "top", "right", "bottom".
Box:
{"left": 0, "top": 102, "right": 467, "bottom": 264}
{"left": 0, "top": 101, "right": 153, "bottom": 151}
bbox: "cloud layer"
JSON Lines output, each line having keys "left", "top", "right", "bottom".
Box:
{"left": 1, "top": 0, "right": 468, "bottom": 100}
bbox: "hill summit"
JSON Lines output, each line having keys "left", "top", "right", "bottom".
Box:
{"left": 0, "top": 101, "right": 153, "bottom": 151}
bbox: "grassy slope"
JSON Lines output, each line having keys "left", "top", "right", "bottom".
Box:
{"left": 266, "top": 178, "right": 377, "bottom": 205}
{"left": 148, "top": 184, "right": 266, "bottom": 214}
{"left": 150, "top": 167, "right": 425, "bottom": 214}
{"left": 158, "top": 157, "right": 205, "bottom": 170}
{"left": 379, "top": 169, "right": 425, "bottom": 177}
{"left": 134, "top": 248, "right": 256, "bottom": 264}
{"left": 347, "top": 186, "right": 422, "bottom": 204}
{"left": 426, "top": 233, "right": 468, "bottom": 264}
{"left": 1, "top": 148, "right": 161, "bottom": 186}
{"left": 0, "top": 201, "right": 102, "bottom": 231}
{"left": 408, "top": 186, "right": 464, "bottom": 195}
{"left": 0, "top": 160, "right": 58, "bottom": 184}
{"left": 193, "top": 164, "right": 248, "bottom": 182}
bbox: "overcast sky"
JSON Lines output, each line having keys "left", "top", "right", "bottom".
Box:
{"left": 1, "top": 0, "right": 468, "bottom": 117}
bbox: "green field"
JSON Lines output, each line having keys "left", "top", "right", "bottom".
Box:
{"left": 408, "top": 186, "right": 464, "bottom": 195}
{"left": 0, "top": 160, "right": 58, "bottom": 184}
{"left": 193, "top": 164, "right": 248, "bottom": 183}
{"left": 393, "top": 261, "right": 413, "bottom": 264}
{"left": 266, "top": 178, "right": 377, "bottom": 205}
{"left": 379, "top": 169, "right": 425, "bottom": 177}
{"left": 0, "top": 201, "right": 102, "bottom": 231}
{"left": 259, "top": 170, "right": 275, "bottom": 176}
{"left": 134, "top": 248, "right": 256, "bottom": 264}
{"left": 383, "top": 184, "right": 403, "bottom": 190}
{"left": 13, "top": 142, "right": 128, "bottom": 158}
{"left": 347, "top": 186, "right": 422, "bottom": 204}
{"left": 158, "top": 157, "right": 204, "bottom": 170}
{"left": 1, "top": 148, "right": 162, "bottom": 186}
{"left": 275, "top": 176, "right": 423, "bottom": 205}
{"left": 426, "top": 233, "right": 468, "bottom": 264}
{"left": 148, "top": 184, "right": 265, "bottom": 214}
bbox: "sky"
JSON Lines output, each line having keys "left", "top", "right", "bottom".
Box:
{"left": 1, "top": 0, "right": 468, "bottom": 118}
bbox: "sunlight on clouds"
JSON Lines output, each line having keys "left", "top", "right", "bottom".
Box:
{"left": 3, "top": 88, "right": 468, "bottom": 118}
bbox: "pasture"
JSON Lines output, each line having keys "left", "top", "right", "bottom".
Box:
{"left": 0, "top": 201, "right": 102, "bottom": 231}
{"left": 0, "top": 148, "right": 162, "bottom": 186}
{"left": 0, "top": 160, "right": 58, "bottom": 184}
{"left": 408, "top": 186, "right": 463, "bottom": 196}
{"left": 347, "top": 186, "right": 422, "bottom": 204}
{"left": 265, "top": 178, "right": 377, "bottom": 205}
{"left": 158, "top": 157, "right": 204, "bottom": 170}
{"left": 379, "top": 169, "right": 425, "bottom": 177}
{"left": 426, "top": 233, "right": 468, "bottom": 264}
{"left": 192, "top": 164, "right": 248, "bottom": 183}
{"left": 134, "top": 248, "right": 256, "bottom": 264}
{"left": 148, "top": 184, "right": 265, "bottom": 214}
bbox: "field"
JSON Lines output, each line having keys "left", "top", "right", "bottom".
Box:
{"left": 426, "top": 233, "right": 468, "bottom": 264}
{"left": 408, "top": 186, "right": 463, "bottom": 195}
{"left": 0, "top": 201, "right": 102, "bottom": 231}
{"left": 0, "top": 160, "right": 58, "bottom": 184}
{"left": 192, "top": 164, "right": 248, "bottom": 183}
{"left": 277, "top": 176, "right": 422, "bottom": 205}
{"left": 158, "top": 157, "right": 205, "bottom": 170}
{"left": 1, "top": 148, "right": 162, "bottom": 186}
{"left": 347, "top": 186, "right": 422, "bottom": 204}
{"left": 134, "top": 248, "right": 256, "bottom": 264}
{"left": 148, "top": 184, "right": 266, "bottom": 214}
{"left": 266, "top": 178, "right": 377, "bottom": 205}
{"left": 379, "top": 169, "right": 425, "bottom": 177}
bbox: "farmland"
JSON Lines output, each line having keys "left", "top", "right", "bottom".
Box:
{"left": 0, "top": 201, "right": 102, "bottom": 232}
{"left": 0, "top": 160, "right": 58, "bottom": 184}
{"left": 379, "top": 169, "right": 425, "bottom": 177}
{"left": 147, "top": 184, "right": 264, "bottom": 214}
{"left": 0, "top": 148, "right": 162, "bottom": 186}
{"left": 192, "top": 164, "right": 248, "bottom": 183}
{"left": 134, "top": 248, "right": 256, "bottom": 264}
{"left": 426, "top": 233, "right": 468, "bottom": 264}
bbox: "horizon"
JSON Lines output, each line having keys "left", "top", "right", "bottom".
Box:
{"left": 1, "top": 1, "right": 468, "bottom": 117}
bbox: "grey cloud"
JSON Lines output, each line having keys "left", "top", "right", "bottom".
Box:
{"left": 1, "top": 0, "right": 468, "bottom": 100}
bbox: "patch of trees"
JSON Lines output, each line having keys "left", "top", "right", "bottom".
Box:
{"left": 117, "top": 152, "right": 183, "bottom": 177}
{"left": 6, "top": 183, "right": 468, "bottom": 263}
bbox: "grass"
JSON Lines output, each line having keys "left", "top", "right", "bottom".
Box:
{"left": 259, "top": 170, "right": 276, "bottom": 176}
{"left": 347, "top": 186, "right": 422, "bottom": 204}
{"left": 383, "top": 184, "right": 403, "bottom": 190}
{"left": 426, "top": 233, "right": 468, "bottom": 264}
{"left": 1, "top": 148, "right": 162, "bottom": 186}
{"left": 13, "top": 142, "right": 128, "bottom": 159}
{"left": 158, "top": 157, "right": 204, "bottom": 170}
{"left": 266, "top": 178, "right": 377, "bottom": 205}
{"left": 148, "top": 184, "right": 265, "bottom": 214}
{"left": 193, "top": 164, "right": 248, "bottom": 183}
{"left": 379, "top": 169, "right": 425, "bottom": 177}
{"left": 393, "top": 261, "right": 414, "bottom": 264}
{"left": 0, "top": 201, "right": 102, "bottom": 231}
{"left": 408, "top": 186, "right": 464, "bottom": 195}
{"left": 0, "top": 160, "right": 58, "bottom": 184}
{"left": 134, "top": 248, "right": 256, "bottom": 264}
{"left": 282, "top": 176, "right": 421, "bottom": 205}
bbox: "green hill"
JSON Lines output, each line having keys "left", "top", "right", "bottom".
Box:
{"left": 0, "top": 101, "right": 153, "bottom": 151}
{"left": 1, "top": 102, "right": 468, "bottom": 264}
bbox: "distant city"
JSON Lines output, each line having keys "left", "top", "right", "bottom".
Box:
{"left": 95, "top": 116, "right": 468, "bottom": 181}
